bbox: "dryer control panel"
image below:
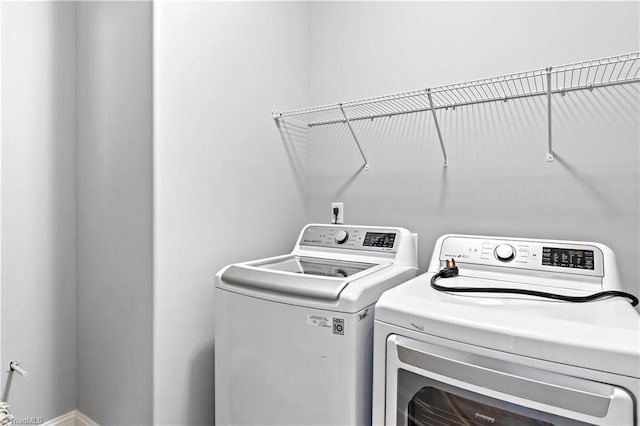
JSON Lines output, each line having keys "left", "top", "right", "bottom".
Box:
{"left": 438, "top": 236, "right": 604, "bottom": 277}
{"left": 300, "top": 225, "right": 400, "bottom": 253}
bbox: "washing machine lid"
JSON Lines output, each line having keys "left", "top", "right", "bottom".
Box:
{"left": 257, "top": 255, "right": 375, "bottom": 278}
{"left": 220, "top": 255, "right": 386, "bottom": 300}
{"left": 375, "top": 273, "right": 640, "bottom": 378}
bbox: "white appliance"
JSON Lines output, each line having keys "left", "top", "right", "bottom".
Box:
{"left": 373, "top": 234, "right": 640, "bottom": 426}
{"left": 215, "top": 224, "right": 418, "bottom": 425}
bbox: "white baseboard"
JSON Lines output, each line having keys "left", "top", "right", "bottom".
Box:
{"left": 74, "top": 410, "right": 97, "bottom": 426}
{"left": 42, "top": 410, "right": 98, "bottom": 426}
{"left": 41, "top": 411, "right": 74, "bottom": 426}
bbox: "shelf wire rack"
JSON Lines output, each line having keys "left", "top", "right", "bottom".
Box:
{"left": 273, "top": 52, "right": 640, "bottom": 168}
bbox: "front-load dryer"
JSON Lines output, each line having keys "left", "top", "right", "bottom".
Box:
{"left": 373, "top": 234, "right": 639, "bottom": 426}
{"left": 215, "top": 224, "right": 418, "bottom": 425}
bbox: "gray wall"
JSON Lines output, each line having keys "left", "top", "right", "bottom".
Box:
{"left": 1, "top": 1, "right": 77, "bottom": 419}
{"left": 1, "top": 2, "right": 637, "bottom": 424}
{"left": 153, "top": 2, "right": 309, "bottom": 423}
{"left": 305, "top": 1, "right": 640, "bottom": 295}
{"left": 76, "top": 2, "right": 153, "bottom": 424}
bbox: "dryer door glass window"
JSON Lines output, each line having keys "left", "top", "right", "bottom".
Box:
{"left": 407, "top": 386, "right": 554, "bottom": 426}
{"left": 398, "top": 370, "right": 596, "bottom": 426}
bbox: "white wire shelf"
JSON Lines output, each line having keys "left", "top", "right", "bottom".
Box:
{"left": 272, "top": 52, "right": 640, "bottom": 168}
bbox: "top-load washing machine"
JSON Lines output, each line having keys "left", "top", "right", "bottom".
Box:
{"left": 373, "top": 234, "right": 640, "bottom": 426}
{"left": 215, "top": 224, "right": 418, "bottom": 425}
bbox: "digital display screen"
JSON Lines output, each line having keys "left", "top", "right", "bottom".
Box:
{"left": 363, "top": 232, "right": 396, "bottom": 248}
{"left": 542, "top": 247, "right": 594, "bottom": 270}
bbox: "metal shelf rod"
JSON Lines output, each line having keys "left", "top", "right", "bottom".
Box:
{"left": 274, "top": 53, "right": 639, "bottom": 122}
{"left": 305, "top": 78, "right": 639, "bottom": 127}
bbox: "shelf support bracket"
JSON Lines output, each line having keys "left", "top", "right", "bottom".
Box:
{"left": 546, "top": 68, "right": 554, "bottom": 162}
{"left": 339, "top": 105, "right": 370, "bottom": 171}
{"left": 426, "top": 89, "right": 448, "bottom": 167}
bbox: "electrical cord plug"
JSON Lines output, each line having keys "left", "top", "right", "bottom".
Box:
{"left": 440, "top": 258, "right": 459, "bottom": 278}
{"left": 333, "top": 207, "right": 339, "bottom": 224}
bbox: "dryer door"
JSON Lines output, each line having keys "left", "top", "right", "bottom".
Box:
{"left": 386, "top": 335, "right": 635, "bottom": 426}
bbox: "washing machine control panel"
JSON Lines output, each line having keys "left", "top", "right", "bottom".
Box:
{"left": 300, "top": 226, "right": 399, "bottom": 253}
{"left": 439, "top": 236, "right": 604, "bottom": 277}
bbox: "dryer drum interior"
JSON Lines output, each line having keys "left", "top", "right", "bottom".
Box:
{"left": 400, "top": 370, "right": 592, "bottom": 426}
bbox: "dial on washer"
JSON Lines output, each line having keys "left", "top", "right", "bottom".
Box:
{"left": 495, "top": 244, "right": 516, "bottom": 262}
{"left": 335, "top": 230, "right": 349, "bottom": 244}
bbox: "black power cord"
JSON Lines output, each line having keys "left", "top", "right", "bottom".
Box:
{"left": 431, "top": 259, "right": 639, "bottom": 307}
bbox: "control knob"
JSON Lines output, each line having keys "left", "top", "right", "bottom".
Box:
{"left": 335, "top": 230, "right": 349, "bottom": 244}
{"left": 494, "top": 244, "right": 516, "bottom": 262}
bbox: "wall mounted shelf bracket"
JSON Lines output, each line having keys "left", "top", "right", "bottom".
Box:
{"left": 546, "top": 68, "right": 554, "bottom": 162}
{"left": 339, "top": 105, "right": 370, "bottom": 171}
{"left": 426, "top": 89, "right": 449, "bottom": 167}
